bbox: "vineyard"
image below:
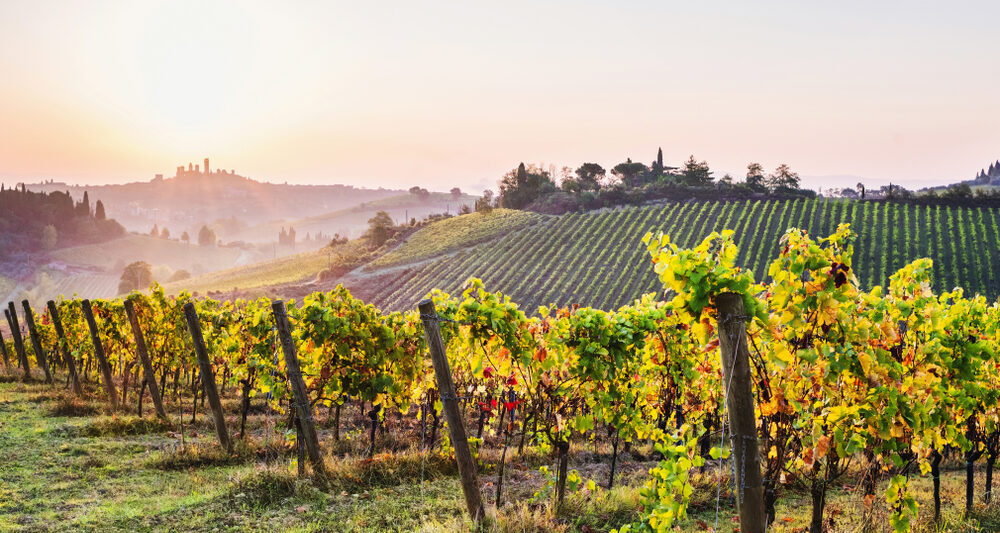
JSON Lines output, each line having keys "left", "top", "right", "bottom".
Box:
{"left": 357, "top": 199, "right": 1000, "bottom": 313}
{"left": 3, "top": 223, "right": 1000, "bottom": 531}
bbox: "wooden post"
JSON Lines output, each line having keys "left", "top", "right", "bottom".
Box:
{"left": 22, "top": 301, "right": 53, "bottom": 384}
{"left": 48, "top": 301, "right": 83, "bottom": 396}
{"left": 272, "top": 301, "right": 327, "bottom": 477}
{"left": 182, "top": 302, "right": 231, "bottom": 452}
{"left": 6, "top": 303, "right": 32, "bottom": 380}
{"left": 0, "top": 327, "right": 10, "bottom": 369}
{"left": 124, "top": 300, "right": 168, "bottom": 420}
{"left": 81, "top": 300, "right": 119, "bottom": 409}
{"left": 716, "top": 292, "right": 765, "bottom": 533}
{"left": 418, "top": 299, "right": 484, "bottom": 522}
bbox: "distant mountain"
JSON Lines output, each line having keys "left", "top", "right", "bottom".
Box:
{"left": 24, "top": 160, "right": 403, "bottom": 240}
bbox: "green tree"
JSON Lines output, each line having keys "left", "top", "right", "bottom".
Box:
{"left": 40, "top": 225, "right": 57, "bottom": 250}
{"left": 150, "top": 224, "right": 159, "bottom": 237}
{"left": 365, "top": 211, "right": 395, "bottom": 246}
{"left": 450, "top": 187, "right": 462, "bottom": 198}
{"left": 181, "top": 231, "right": 190, "bottom": 244}
{"left": 745, "top": 162, "right": 767, "bottom": 192}
{"left": 498, "top": 163, "right": 556, "bottom": 209}
{"left": 118, "top": 261, "right": 153, "bottom": 294}
{"left": 651, "top": 147, "right": 665, "bottom": 176}
{"left": 768, "top": 164, "right": 800, "bottom": 192}
{"left": 574, "top": 163, "right": 606, "bottom": 191}
{"left": 161, "top": 227, "right": 170, "bottom": 239}
{"left": 678, "top": 155, "right": 713, "bottom": 186}
{"left": 475, "top": 190, "right": 495, "bottom": 213}
{"left": 611, "top": 159, "right": 649, "bottom": 188}
{"left": 94, "top": 200, "right": 106, "bottom": 221}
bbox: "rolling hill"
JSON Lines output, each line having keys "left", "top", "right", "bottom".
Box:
{"left": 347, "top": 198, "right": 1000, "bottom": 312}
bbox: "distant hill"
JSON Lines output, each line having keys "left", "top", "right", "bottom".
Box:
{"left": 229, "top": 192, "right": 478, "bottom": 242}
{"left": 25, "top": 161, "right": 404, "bottom": 240}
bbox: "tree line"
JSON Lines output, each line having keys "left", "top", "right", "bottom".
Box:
{"left": 0, "top": 185, "right": 125, "bottom": 256}
{"left": 485, "top": 148, "right": 810, "bottom": 213}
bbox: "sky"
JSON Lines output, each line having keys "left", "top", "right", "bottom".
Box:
{"left": 0, "top": 0, "right": 998, "bottom": 192}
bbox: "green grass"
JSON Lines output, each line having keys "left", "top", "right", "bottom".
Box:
{"left": 368, "top": 209, "right": 544, "bottom": 269}
{"left": 357, "top": 199, "right": 1000, "bottom": 313}
{"left": 3, "top": 376, "right": 1000, "bottom": 531}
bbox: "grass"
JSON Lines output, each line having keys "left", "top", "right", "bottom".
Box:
{"left": 367, "top": 209, "right": 544, "bottom": 269}
{"left": 161, "top": 240, "right": 371, "bottom": 297}
{"left": 49, "top": 234, "right": 244, "bottom": 273}
{"left": 4, "top": 377, "right": 1000, "bottom": 532}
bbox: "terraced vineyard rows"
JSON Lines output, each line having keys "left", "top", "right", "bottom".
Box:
{"left": 358, "top": 199, "right": 1000, "bottom": 312}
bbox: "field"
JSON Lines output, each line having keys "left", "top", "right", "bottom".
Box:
{"left": 7, "top": 217, "right": 1000, "bottom": 532}
{"left": 367, "top": 209, "right": 544, "bottom": 269}
{"left": 3, "top": 375, "right": 999, "bottom": 532}
{"left": 49, "top": 235, "right": 250, "bottom": 275}
{"left": 356, "top": 199, "right": 1000, "bottom": 312}
{"left": 160, "top": 239, "right": 371, "bottom": 297}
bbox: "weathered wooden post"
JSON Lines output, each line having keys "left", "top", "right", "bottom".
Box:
{"left": 22, "top": 301, "right": 53, "bottom": 384}
{"left": 418, "top": 299, "right": 484, "bottom": 522}
{"left": 124, "top": 300, "right": 168, "bottom": 420}
{"left": 716, "top": 292, "right": 765, "bottom": 533}
{"left": 182, "top": 302, "right": 231, "bottom": 453}
{"left": 47, "top": 301, "right": 83, "bottom": 396}
{"left": 81, "top": 300, "right": 119, "bottom": 409}
{"left": 272, "top": 301, "right": 327, "bottom": 477}
{"left": 6, "top": 303, "right": 32, "bottom": 380}
{"left": 0, "top": 327, "right": 10, "bottom": 369}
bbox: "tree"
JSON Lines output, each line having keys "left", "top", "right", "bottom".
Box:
{"left": 409, "top": 186, "right": 431, "bottom": 200}
{"left": 40, "top": 225, "right": 57, "bottom": 250}
{"left": 650, "top": 147, "right": 665, "bottom": 177}
{"left": 857, "top": 182, "right": 866, "bottom": 199}
{"left": 745, "top": 162, "right": 767, "bottom": 193}
{"left": 498, "top": 163, "right": 556, "bottom": 209}
{"left": 767, "top": 164, "right": 800, "bottom": 192}
{"left": 476, "top": 190, "right": 495, "bottom": 213}
{"left": 365, "top": 211, "right": 395, "bottom": 247}
{"left": 678, "top": 155, "right": 713, "bottom": 186}
{"left": 611, "top": 159, "right": 650, "bottom": 188}
{"left": 94, "top": 200, "right": 106, "bottom": 221}
{"left": 450, "top": 187, "right": 462, "bottom": 199}
{"left": 574, "top": 163, "right": 606, "bottom": 191}
{"left": 168, "top": 269, "right": 191, "bottom": 283}
{"left": 150, "top": 224, "right": 159, "bottom": 237}
{"left": 197, "top": 225, "right": 217, "bottom": 246}
{"left": 118, "top": 261, "right": 153, "bottom": 294}
{"left": 76, "top": 191, "right": 91, "bottom": 217}
{"left": 160, "top": 227, "right": 170, "bottom": 239}
{"left": 181, "top": 231, "right": 190, "bottom": 244}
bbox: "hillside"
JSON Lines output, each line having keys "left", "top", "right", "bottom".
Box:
{"left": 228, "top": 192, "right": 479, "bottom": 242}
{"left": 348, "top": 199, "right": 1000, "bottom": 312}
{"left": 49, "top": 234, "right": 252, "bottom": 274}
{"left": 27, "top": 167, "right": 403, "bottom": 239}
{"left": 366, "top": 209, "right": 543, "bottom": 269}
{"left": 160, "top": 239, "right": 372, "bottom": 297}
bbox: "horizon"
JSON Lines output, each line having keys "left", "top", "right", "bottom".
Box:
{"left": 1, "top": 1, "right": 998, "bottom": 192}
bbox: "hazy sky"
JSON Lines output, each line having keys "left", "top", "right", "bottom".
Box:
{"left": 1, "top": 1, "right": 997, "bottom": 192}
